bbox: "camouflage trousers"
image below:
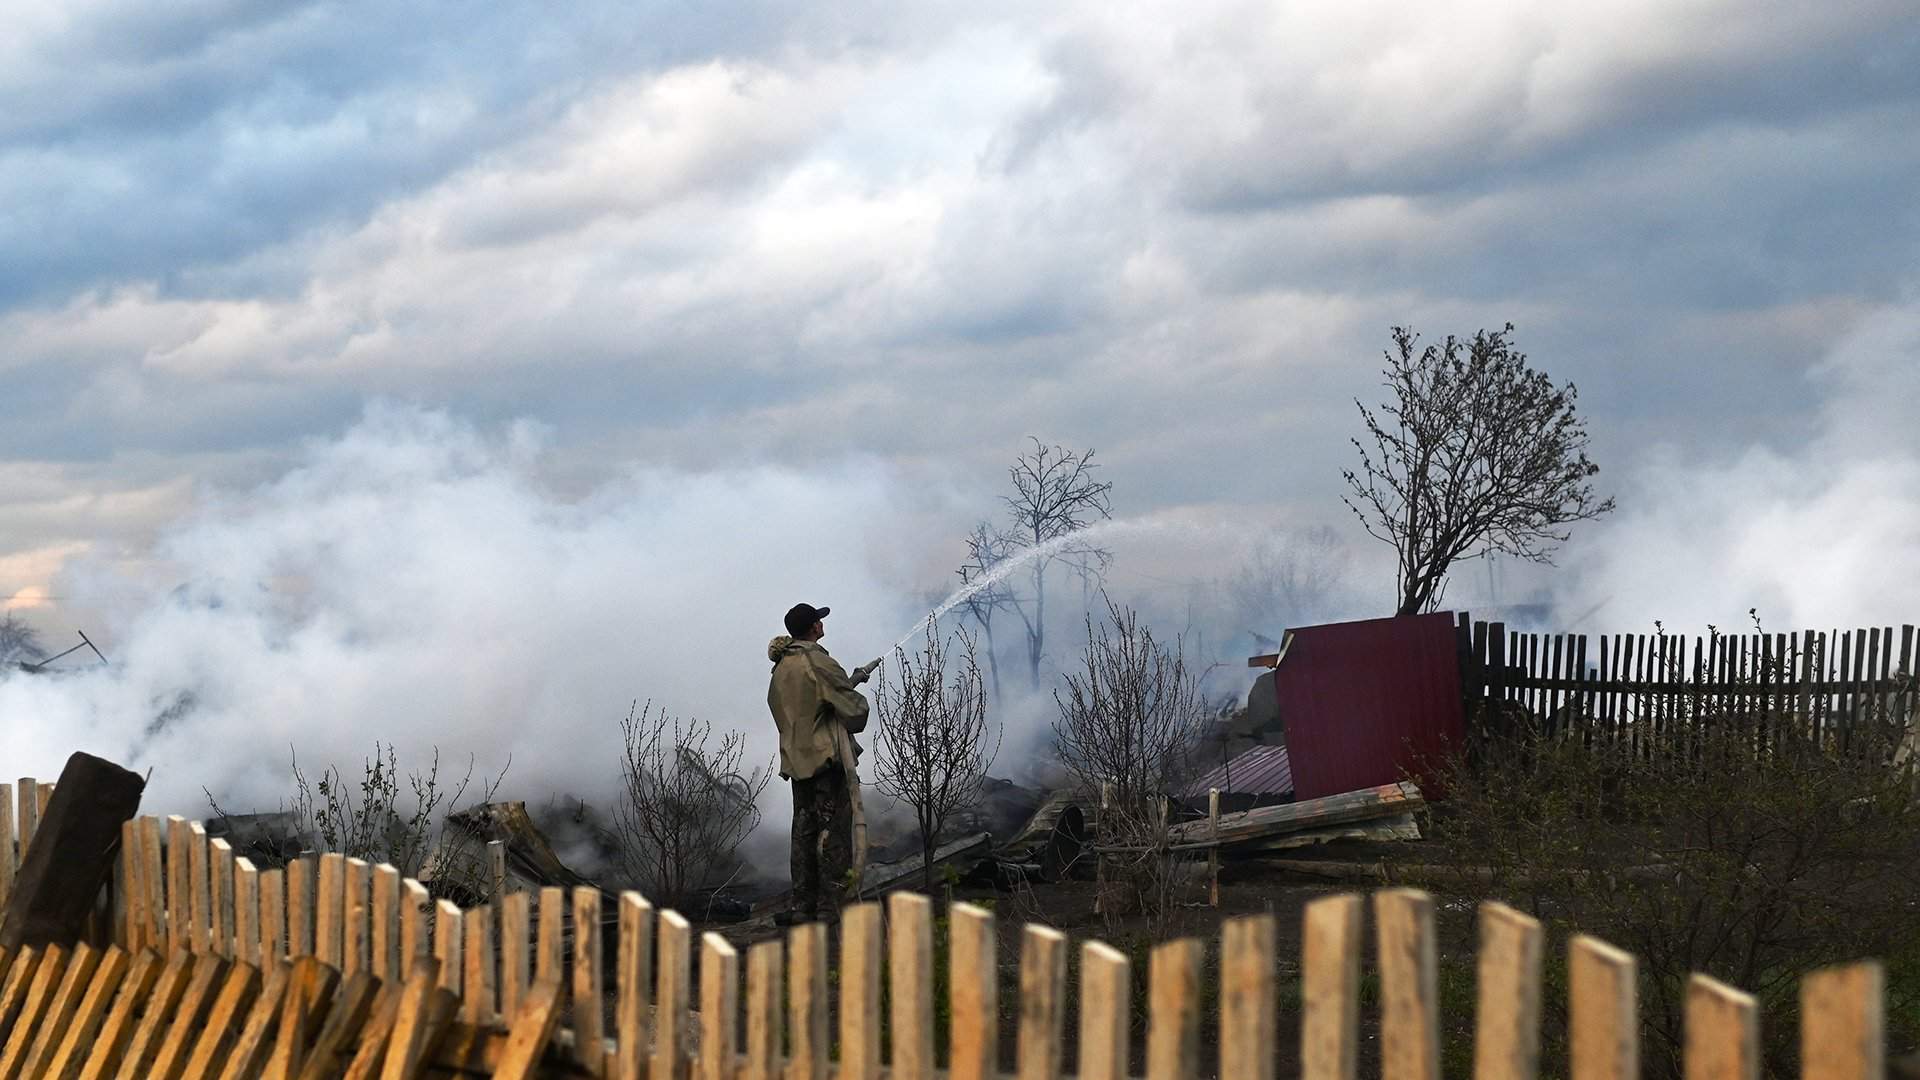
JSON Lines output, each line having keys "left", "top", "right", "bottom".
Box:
{"left": 789, "top": 763, "right": 852, "bottom": 918}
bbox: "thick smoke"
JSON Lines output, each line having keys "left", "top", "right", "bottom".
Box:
{"left": 1553, "top": 304, "right": 1920, "bottom": 635}
{"left": 0, "top": 405, "right": 939, "bottom": 825}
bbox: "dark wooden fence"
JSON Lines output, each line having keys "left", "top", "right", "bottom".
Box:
{"left": 1453, "top": 615, "right": 1919, "bottom": 749}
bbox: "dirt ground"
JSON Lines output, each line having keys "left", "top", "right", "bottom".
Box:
{"left": 702, "top": 845, "right": 1482, "bottom": 1079}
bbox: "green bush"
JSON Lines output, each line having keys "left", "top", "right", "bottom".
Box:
{"left": 1432, "top": 691, "right": 1920, "bottom": 1078}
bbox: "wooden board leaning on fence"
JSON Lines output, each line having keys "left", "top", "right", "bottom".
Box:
{"left": 2, "top": 803, "right": 1898, "bottom": 1078}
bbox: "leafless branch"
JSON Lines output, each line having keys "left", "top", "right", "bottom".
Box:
{"left": 872, "top": 620, "right": 1002, "bottom": 892}
{"left": 612, "top": 700, "right": 771, "bottom": 909}
{"left": 995, "top": 438, "right": 1115, "bottom": 687}
{"left": 1343, "top": 324, "right": 1613, "bottom": 616}
{"left": 1050, "top": 596, "right": 1206, "bottom": 935}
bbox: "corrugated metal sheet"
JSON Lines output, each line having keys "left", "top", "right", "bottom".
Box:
{"left": 1273, "top": 612, "right": 1465, "bottom": 800}
{"left": 1182, "top": 744, "right": 1292, "bottom": 799}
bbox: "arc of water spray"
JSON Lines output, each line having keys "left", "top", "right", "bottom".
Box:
{"left": 878, "top": 517, "right": 1204, "bottom": 660}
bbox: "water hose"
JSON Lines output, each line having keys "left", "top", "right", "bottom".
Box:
{"left": 827, "top": 720, "right": 869, "bottom": 896}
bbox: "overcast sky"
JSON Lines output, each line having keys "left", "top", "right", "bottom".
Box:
{"left": 5, "top": 0, "right": 1920, "bottom": 639}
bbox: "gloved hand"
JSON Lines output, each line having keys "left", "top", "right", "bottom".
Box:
{"left": 850, "top": 657, "right": 883, "bottom": 685}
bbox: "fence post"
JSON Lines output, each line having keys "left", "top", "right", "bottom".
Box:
{"left": 1684, "top": 975, "right": 1757, "bottom": 1080}
{"left": 1375, "top": 890, "right": 1439, "bottom": 1080}
{"left": 1301, "top": 894, "right": 1361, "bottom": 1080}
{"left": 1208, "top": 789, "right": 1221, "bottom": 908}
{"left": 465, "top": 901, "right": 496, "bottom": 1026}
{"left": 572, "top": 887, "right": 604, "bottom": 1073}
{"left": 371, "top": 864, "right": 400, "bottom": 985}
{"left": 259, "top": 866, "right": 286, "bottom": 967}
{"left": 1569, "top": 935, "right": 1637, "bottom": 1080}
{"left": 209, "top": 839, "right": 234, "bottom": 961}
{"left": 286, "top": 857, "right": 313, "bottom": 960}
{"left": 188, "top": 822, "right": 211, "bottom": 956}
{"left": 499, "top": 890, "right": 532, "bottom": 1030}
{"left": 315, "top": 853, "right": 344, "bottom": 969}
{"left": 787, "top": 921, "right": 826, "bottom": 1080}
{"left": 433, "top": 899, "right": 461, "bottom": 996}
{"left": 613, "top": 892, "right": 652, "bottom": 1080}
{"left": 234, "top": 858, "right": 259, "bottom": 968}
{"left": 16, "top": 780, "right": 37, "bottom": 861}
{"left": 1475, "top": 902, "right": 1542, "bottom": 1080}
{"left": 536, "top": 886, "right": 564, "bottom": 989}
{"left": 1801, "top": 962, "right": 1882, "bottom": 1080}
{"left": 1220, "top": 914, "right": 1276, "bottom": 1080}
{"left": 1078, "top": 942, "right": 1130, "bottom": 1080}
{"left": 343, "top": 858, "right": 370, "bottom": 978}
{"left": 116, "top": 818, "right": 139, "bottom": 954}
{"left": 1017, "top": 924, "right": 1067, "bottom": 1080}
{"left": 699, "top": 933, "right": 737, "bottom": 1080}
{"left": 743, "top": 940, "right": 782, "bottom": 1080}
{"left": 138, "top": 817, "right": 167, "bottom": 954}
{"left": 1145, "top": 938, "right": 1201, "bottom": 1080}
{"left": 0, "top": 784, "right": 14, "bottom": 915}
{"left": 655, "top": 910, "right": 690, "bottom": 1080}
{"left": 166, "top": 817, "right": 192, "bottom": 953}
{"left": 950, "top": 903, "right": 998, "bottom": 1080}
{"left": 888, "top": 893, "right": 934, "bottom": 1080}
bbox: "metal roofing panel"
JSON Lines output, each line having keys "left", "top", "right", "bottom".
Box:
{"left": 1273, "top": 612, "right": 1465, "bottom": 800}
{"left": 1182, "top": 744, "right": 1292, "bottom": 799}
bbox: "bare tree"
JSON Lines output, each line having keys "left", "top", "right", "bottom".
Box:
{"left": 1225, "top": 525, "right": 1351, "bottom": 641}
{"left": 1052, "top": 597, "right": 1207, "bottom": 934}
{"left": 613, "top": 701, "right": 771, "bottom": 911}
{"left": 872, "top": 620, "right": 1001, "bottom": 892}
{"left": 955, "top": 522, "right": 1016, "bottom": 703}
{"left": 998, "top": 438, "right": 1115, "bottom": 688}
{"left": 0, "top": 612, "right": 47, "bottom": 666}
{"left": 1344, "top": 324, "right": 1614, "bottom": 616}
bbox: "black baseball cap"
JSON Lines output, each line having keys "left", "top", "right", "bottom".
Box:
{"left": 784, "top": 603, "right": 830, "bottom": 637}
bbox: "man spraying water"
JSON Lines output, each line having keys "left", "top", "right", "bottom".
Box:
{"left": 766, "top": 603, "right": 882, "bottom": 925}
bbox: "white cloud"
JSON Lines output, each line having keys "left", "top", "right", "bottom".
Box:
{"left": 1, "top": 0, "right": 1916, "bottom": 692}
{"left": 1554, "top": 302, "right": 1920, "bottom": 632}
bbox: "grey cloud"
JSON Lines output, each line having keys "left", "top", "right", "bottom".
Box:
{"left": 2, "top": 0, "right": 1918, "bottom": 626}
{"left": 1000, "top": 2, "right": 1920, "bottom": 211}
{"left": 0, "top": 0, "right": 932, "bottom": 307}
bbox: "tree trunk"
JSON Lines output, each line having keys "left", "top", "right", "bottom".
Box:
{"left": 1028, "top": 561, "right": 1046, "bottom": 689}
{"left": 981, "top": 618, "right": 1002, "bottom": 704}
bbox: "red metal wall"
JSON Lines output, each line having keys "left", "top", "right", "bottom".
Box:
{"left": 1273, "top": 612, "right": 1465, "bottom": 800}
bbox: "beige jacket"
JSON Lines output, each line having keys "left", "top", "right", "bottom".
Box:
{"left": 767, "top": 636, "right": 870, "bottom": 780}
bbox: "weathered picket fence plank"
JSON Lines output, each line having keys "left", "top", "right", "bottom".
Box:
{"left": 1475, "top": 902, "right": 1543, "bottom": 1080}
{"left": 1018, "top": 924, "right": 1068, "bottom": 1080}
{"left": 889, "top": 893, "right": 934, "bottom": 1080}
{"left": 613, "top": 891, "right": 651, "bottom": 1080}
{"left": 1301, "top": 893, "right": 1361, "bottom": 1080}
{"left": 1570, "top": 935, "right": 1638, "bottom": 1080}
{"left": 951, "top": 903, "right": 999, "bottom": 1080}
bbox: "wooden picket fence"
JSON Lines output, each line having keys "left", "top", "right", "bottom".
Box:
{"left": 1458, "top": 616, "right": 1920, "bottom": 748}
{"left": 0, "top": 777, "right": 1895, "bottom": 1079}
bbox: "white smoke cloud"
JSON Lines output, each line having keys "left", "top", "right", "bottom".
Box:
{"left": 1553, "top": 302, "right": 1920, "bottom": 635}
{"left": 0, "top": 404, "right": 950, "bottom": 826}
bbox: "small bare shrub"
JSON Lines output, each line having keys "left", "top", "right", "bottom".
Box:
{"left": 873, "top": 620, "right": 1002, "bottom": 892}
{"left": 208, "top": 742, "right": 508, "bottom": 897}
{"left": 1051, "top": 597, "right": 1206, "bottom": 935}
{"left": 613, "top": 700, "right": 771, "bottom": 911}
